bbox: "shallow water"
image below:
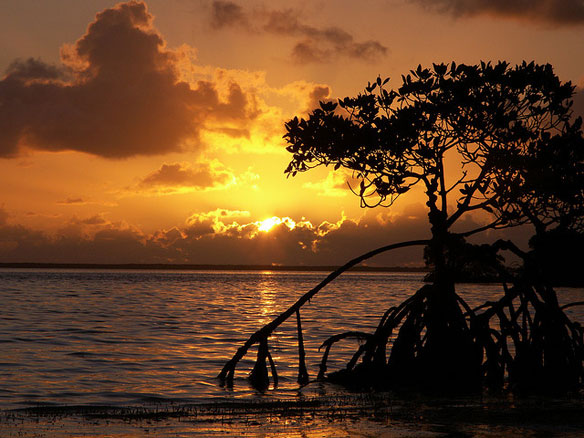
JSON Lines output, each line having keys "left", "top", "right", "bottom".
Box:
{"left": 1, "top": 269, "right": 583, "bottom": 424}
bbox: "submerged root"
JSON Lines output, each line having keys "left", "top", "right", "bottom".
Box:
{"left": 495, "top": 282, "right": 584, "bottom": 393}
{"left": 218, "top": 238, "right": 584, "bottom": 394}
{"left": 320, "top": 278, "right": 584, "bottom": 394}
{"left": 323, "top": 283, "right": 483, "bottom": 392}
{"left": 217, "top": 239, "right": 430, "bottom": 390}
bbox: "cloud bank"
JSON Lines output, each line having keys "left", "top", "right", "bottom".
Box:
{"left": 411, "top": 0, "right": 584, "bottom": 25}
{"left": 210, "top": 1, "right": 388, "bottom": 63}
{"left": 0, "top": 206, "right": 439, "bottom": 266}
{"left": 0, "top": 1, "right": 257, "bottom": 159}
{"left": 0, "top": 201, "right": 534, "bottom": 266}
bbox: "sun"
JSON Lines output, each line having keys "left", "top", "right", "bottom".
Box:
{"left": 257, "top": 216, "right": 297, "bottom": 233}
{"left": 258, "top": 217, "right": 280, "bottom": 232}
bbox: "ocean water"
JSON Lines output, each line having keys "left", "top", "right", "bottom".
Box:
{"left": 1, "top": 269, "right": 583, "bottom": 411}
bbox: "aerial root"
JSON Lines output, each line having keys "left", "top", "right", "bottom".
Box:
{"left": 312, "top": 279, "right": 583, "bottom": 393}
{"left": 217, "top": 239, "right": 430, "bottom": 390}
{"left": 218, "top": 238, "right": 583, "bottom": 393}
{"left": 296, "top": 309, "right": 309, "bottom": 385}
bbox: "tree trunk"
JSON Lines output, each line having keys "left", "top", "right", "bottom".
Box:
{"left": 408, "top": 208, "right": 482, "bottom": 391}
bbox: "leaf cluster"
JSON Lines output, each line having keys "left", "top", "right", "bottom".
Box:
{"left": 284, "top": 61, "right": 584, "bottom": 235}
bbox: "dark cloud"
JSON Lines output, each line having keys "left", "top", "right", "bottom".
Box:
{"left": 211, "top": 0, "right": 249, "bottom": 29}
{"left": 291, "top": 40, "right": 327, "bottom": 64}
{"left": 138, "top": 162, "right": 233, "bottom": 189}
{"left": 5, "top": 58, "right": 66, "bottom": 82}
{"left": 305, "top": 85, "right": 331, "bottom": 112}
{"left": 0, "top": 204, "right": 528, "bottom": 266}
{"left": 0, "top": 1, "right": 256, "bottom": 159}
{"left": 58, "top": 198, "right": 86, "bottom": 205}
{"left": 209, "top": 1, "right": 388, "bottom": 63}
{"left": 75, "top": 214, "right": 109, "bottom": 226}
{"left": 0, "top": 207, "right": 8, "bottom": 226}
{"left": 56, "top": 198, "right": 117, "bottom": 207}
{"left": 264, "top": 9, "right": 388, "bottom": 63}
{"left": 411, "top": 0, "right": 584, "bottom": 25}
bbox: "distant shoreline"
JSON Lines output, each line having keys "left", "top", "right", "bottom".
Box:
{"left": 0, "top": 262, "right": 428, "bottom": 273}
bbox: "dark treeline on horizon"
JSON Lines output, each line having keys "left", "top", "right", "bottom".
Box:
{"left": 0, "top": 262, "right": 428, "bottom": 273}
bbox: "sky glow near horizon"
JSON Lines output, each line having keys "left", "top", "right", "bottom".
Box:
{"left": 0, "top": 0, "right": 583, "bottom": 266}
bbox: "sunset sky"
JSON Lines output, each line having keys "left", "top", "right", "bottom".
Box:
{"left": 1, "top": 0, "right": 583, "bottom": 266}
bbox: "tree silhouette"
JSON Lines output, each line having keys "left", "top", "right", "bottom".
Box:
{"left": 285, "top": 61, "right": 583, "bottom": 240}
{"left": 219, "top": 62, "right": 584, "bottom": 393}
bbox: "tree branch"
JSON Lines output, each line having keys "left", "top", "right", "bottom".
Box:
{"left": 446, "top": 163, "right": 490, "bottom": 227}
{"left": 217, "top": 238, "right": 430, "bottom": 384}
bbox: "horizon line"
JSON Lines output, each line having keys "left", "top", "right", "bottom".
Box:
{"left": 0, "top": 262, "right": 428, "bottom": 272}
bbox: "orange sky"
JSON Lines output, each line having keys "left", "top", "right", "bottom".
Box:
{"left": 0, "top": 0, "right": 583, "bottom": 265}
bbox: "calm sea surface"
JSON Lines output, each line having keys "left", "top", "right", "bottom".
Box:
{"left": 1, "top": 269, "right": 583, "bottom": 411}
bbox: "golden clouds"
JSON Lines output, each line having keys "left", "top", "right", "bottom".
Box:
{"left": 302, "top": 171, "right": 362, "bottom": 197}
{"left": 0, "top": 204, "right": 437, "bottom": 265}
{"left": 1, "top": 0, "right": 578, "bottom": 267}
{"left": 185, "top": 208, "right": 252, "bottom": 237}
{"left": 0, "top": 1, "right": 257, "bottom": 158}
{"left": 184, "top": 210, "right": 298, "bottom": 239}
{"left": 2, "top": 197, "right": 524, "bottom": 266}
{"left": 257, "top": 216, "right": 295, "bottom": 232}
{"left": 0, "top": 1, "right": 341, "bottom": 160}
{"left": 137, "top": 161, "right": 235, "bottom": 192}
{"left": 129, "top": 161, "right": 261, "bottom": 197}
{"left": 188, "top": 66, "right": 334, "bottom": 154}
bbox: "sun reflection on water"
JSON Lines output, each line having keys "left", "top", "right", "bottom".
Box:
{"left": 257, "top": 271, "right": 279, "bottom": 324}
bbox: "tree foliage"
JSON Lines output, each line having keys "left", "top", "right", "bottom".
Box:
{"left": 284, "top": 61, "right": 584, "bottom": 236}
{"left": 219, "top": 61, "right": 584, "bottom": 395}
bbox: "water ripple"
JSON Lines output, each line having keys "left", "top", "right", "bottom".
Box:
{"left": 0, "top": 269, "right": 582, "bottom": 410}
